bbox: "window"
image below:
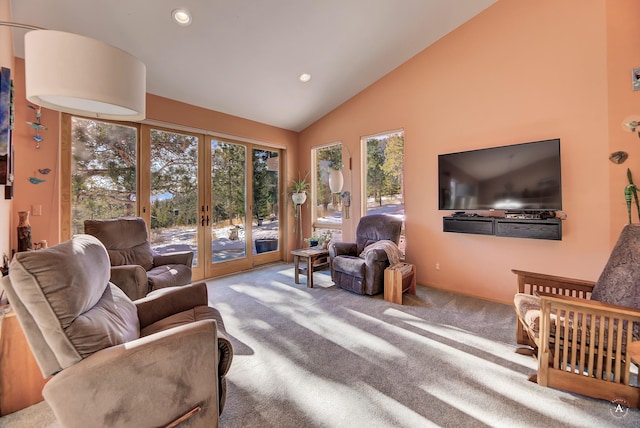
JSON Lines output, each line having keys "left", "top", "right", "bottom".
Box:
{"left": 362, "top": 130, "right": 405, "bottom": 254}
{"left": 68, "top": 117, "right": 138, "bottom": 235}
{"left": 312, "top": 143, "right": 342, "bottom": 241}
{"left": 62, "top": 114, "right": 284, "bottom": 280}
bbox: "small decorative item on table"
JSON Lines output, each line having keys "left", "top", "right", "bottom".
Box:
{"left": 17, "top": 211, "right": 32, "bottom": 252}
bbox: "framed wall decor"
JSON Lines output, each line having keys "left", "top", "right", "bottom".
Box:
{"left": 0, "top": 66, "right": 14, "bottom": 190}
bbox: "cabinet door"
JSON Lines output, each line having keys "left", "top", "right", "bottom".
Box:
{"left": 0, "top": 312, "right": 48, "bottom": 415}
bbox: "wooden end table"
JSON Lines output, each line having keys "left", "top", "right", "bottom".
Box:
{"left": 291, "top": 247, "right": 330, "bottom": 288}
{"left": 384, "top": 263, "right": 416, "bottom": 304}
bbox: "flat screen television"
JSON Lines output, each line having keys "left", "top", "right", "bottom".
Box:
{"left": 438, "top": 138, "right": 562, "bottom": 212}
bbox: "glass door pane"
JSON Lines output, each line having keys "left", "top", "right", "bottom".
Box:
{"left": 211, "top": 140, "right": 247, "bottom": 263}
{"left": 363, "top": 131, "right": 406, "bottom": 255}
{"left": 70, "top": 117, "right": 138, "bottom": 235}
{"left": 312, "top": 143, "right": 343, "bottom": 242}
{"left": 148, "top": 129, "right": 199, "bottom": 268}
{"left": 252, "top": 148, "right": 280, "bottom": 256}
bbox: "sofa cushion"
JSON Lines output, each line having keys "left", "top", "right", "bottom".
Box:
{"left": 355, "top": 214, "right": 402, "bottom": 254}
{"left": 107, "top": 241, "right": 154, "bottom": 271}
{"left": 591, "top": 224, "right": 640, "bottom": 310}
{"left": 514, "top": 293, "right": 542, "bottom": 337}
{"left": 147, "top": 264, "right": 193, "bottom": 291}
{"left": 332, "top": 255, "right": 366, "bottom": 278}
{"left": 8, "top": 234, "right": 139, "bottom": 373}
{"left": 84, "top": 218, "right": 154, "bottom": 270}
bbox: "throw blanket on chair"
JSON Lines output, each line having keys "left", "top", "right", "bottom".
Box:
{"left": 359, "top": 240, "right": 403, "bottom": 265}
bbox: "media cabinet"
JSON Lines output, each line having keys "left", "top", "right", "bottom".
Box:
{"left": 443, "top": 216, "right": 562, "bottom": 240}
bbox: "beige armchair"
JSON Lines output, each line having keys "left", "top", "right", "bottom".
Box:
{"left": 513, "top": 224, "right": 640, "bottom": 407}
{"left": 84, "top": 217, "right": 193, "bottom": 300}
{"left": 2, "top": 234, "right": 231, "bottom": 427}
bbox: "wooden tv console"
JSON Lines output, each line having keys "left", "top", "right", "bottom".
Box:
{"left": 443, "top": 216, "right": 562, "bottom": 240}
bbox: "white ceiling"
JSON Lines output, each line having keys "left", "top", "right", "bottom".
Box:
{"left": 10, "top": 0, "right": 496, "bottom": 132}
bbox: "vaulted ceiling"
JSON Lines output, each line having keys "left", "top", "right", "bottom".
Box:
{"left": 11, "top": 0, "right": 496, "bottom": 131}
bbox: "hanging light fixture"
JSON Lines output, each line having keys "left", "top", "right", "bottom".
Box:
{"left": 1, "top": 22, "right": 146, "bottom": 121}
{"left": 328, "top": 169, "right": 344, "bottom": 194}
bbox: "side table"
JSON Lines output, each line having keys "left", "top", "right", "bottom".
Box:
{"left": 384, "top": 263, "right": 416, "bottom": 304}
{"left": 0, "top": 310, "right": 48, "bottom": 415}
{"left": 291, "top": 247, "right": 330, "bottom": 288}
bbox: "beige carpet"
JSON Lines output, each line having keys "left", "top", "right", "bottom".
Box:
{"left": 2, "top": 263, "right": 639, "bottom": 427}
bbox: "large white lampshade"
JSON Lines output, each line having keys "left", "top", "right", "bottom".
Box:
{"left": 24, "top": 30, "right": 146, "bottom": 121}
{"left": 329, "top": 169, "right": 344, "bottom": 193}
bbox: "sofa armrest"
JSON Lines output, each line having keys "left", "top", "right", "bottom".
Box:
{"left": 110, "top": 265, "right": 149, "bottom": 300}
{"left": 363, "top": 248, "right": 390, "bottom": 264}
{"left": 43, "top": 320, "right": 219, "bottom": 428}
{"left": 153, "top": 251, "right": 194, "bottom": 268}
{"left": 539, "top": 292, "right": 640, "bottom": 314}
{"left": 135, "top": 282, "right": 208, "bottom": 329}
{"left": 511, "top": 269, "right": 595, "bottom": 297}
{"left": 329, "top": 242, "right": 357, "bottom": 258}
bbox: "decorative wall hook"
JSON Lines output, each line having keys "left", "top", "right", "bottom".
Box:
{"left": 27, "top": 104, "right": 46, "bottom": 148}
{"left": 28, "top": 167, "right": 50, "bottom": 184}
{"left": 622, "top": 115, "right": 640, "bottom": 139}
{"left": 610, "top": 151, "right": 629, "bottom": 164}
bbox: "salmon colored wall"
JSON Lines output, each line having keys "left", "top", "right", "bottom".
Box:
{"left": 10, "top": 63, "right": 299, "bottom": 258}
{"left": 300, "top": 0, "right": 623, "bottom": 304}
{"left": 606, "top": 0, "right": 640, "bottom": 240}
{"left": 12, "top": 59, "right": 60, "bottom": 252}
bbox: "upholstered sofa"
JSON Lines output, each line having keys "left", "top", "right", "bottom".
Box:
{"left": 2, "top": 234, "right": 233, "bottom": 427}
{"left": 513, "top": 224, "right": 640, "bottom": 407}
{"left": 329, "top": 214, "right": 402, "bottom": 295}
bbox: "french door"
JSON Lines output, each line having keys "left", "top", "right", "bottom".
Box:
{"left": 63, "top": 115, "right": 283, "bottom": 282}
{"left": 145, "top": 128, "right": 282, "bottom": 280}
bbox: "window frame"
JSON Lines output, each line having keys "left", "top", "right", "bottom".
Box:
{"left": 311, "top": 141, "right": 343, "bottom": 233}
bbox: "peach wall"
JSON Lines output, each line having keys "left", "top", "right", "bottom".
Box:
{"left": 300, "top": 0, "right": 618, "bottom": 304}
{"left": 10, "top": 64, "right": 299, "bottom": 258}
{"left": 12, "top": 59, "right": 60, "bottom": 251}
{"left": 606, "top": 0, "right": 640, "bottom": 240}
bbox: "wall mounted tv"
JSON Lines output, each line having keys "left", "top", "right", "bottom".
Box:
{"left": 438, "top": 138, "right": 562, "bottom": 212}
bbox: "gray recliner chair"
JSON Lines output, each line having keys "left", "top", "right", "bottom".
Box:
{"left": 329, "top": 214, "right": 402, "bottom": 295}
{"left": 2, "top": 234, "right": 232, "bottom": 427}
{"left": 84, "top": 217, "right": 193, "bottom": 300}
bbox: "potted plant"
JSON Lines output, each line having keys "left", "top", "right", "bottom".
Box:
{"left": 289, "top": 172, "right": 310, "bottom": 205}
{"left": 625, "top": 168, "right": 640, "bottom": 224}
{"left": 304, "top": 231, "right": 332, "bottom": 248}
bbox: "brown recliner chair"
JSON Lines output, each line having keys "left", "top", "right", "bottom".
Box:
{"left": 84, "top": 217, "right": 193, "bottom": 300}
{"left": 2, "top": 234, "right": 233, "bottom": 427}
{"left": 329, "top": 214, "right": 403, "bottom": 295}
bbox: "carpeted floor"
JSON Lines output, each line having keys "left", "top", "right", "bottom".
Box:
{"left": 2, "top": 263, "right": 639, "bottom": 427}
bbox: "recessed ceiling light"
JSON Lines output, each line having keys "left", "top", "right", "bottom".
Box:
{"left": 299, "top": 73, "right": 311, "bottom": 83}
{"left": 172, "top": 8, "right": 192, "bottom": 26}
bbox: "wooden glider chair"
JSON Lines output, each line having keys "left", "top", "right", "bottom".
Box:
{"left": 513, "top": 224, "right": 640, "bottom": 407}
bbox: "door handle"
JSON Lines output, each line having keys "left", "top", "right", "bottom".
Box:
{"left": 201, "top": 215, "right": 205, "bottom": 227}
{"left": 206, "top": 215, "right": 210, "bottom": 226}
